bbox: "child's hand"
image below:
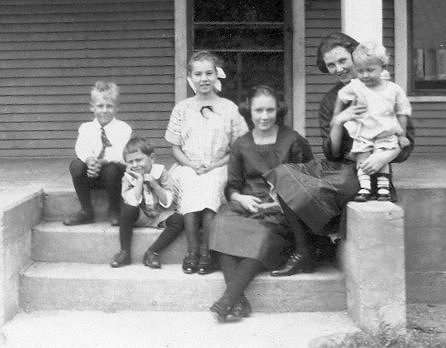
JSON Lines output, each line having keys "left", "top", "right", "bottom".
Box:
{"left": 125, "top": 169, "right": 143, "bottom": 188}
{"left": 196, "top": 163, "right": 214, "bottom": 175}
{"left": 398, "top": 136, "right": 410, "bottom": 148}
{"left": 143, "top": 173, "right": 157, "bottom": 185}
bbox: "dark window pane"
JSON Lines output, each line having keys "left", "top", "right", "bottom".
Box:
{"left": 410, "top": 0, "right": 446, "bottom": 93}
{"left": 194, "top": 0, "right": 284, "bottom": 22}
{"left": 195, "top": 26, "right": 284, "bottom": 51}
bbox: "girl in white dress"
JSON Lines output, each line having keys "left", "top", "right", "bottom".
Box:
{"left": 165, "top": 51, "right": 248, "bottom": 274}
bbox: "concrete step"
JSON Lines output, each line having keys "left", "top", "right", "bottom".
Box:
{"left": 19, "top": 262, "right": 346, "bottom": 313}
{"left": 32, "top": 222, "right": 187, "bottom": 264}
{"left": 43, "top": 190, "right": 109, "bottom": 222}
{"left": 2, "top": 310, "right": 358, "bottom": 348}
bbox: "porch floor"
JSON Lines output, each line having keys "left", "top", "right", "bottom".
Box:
{"left": 0, "top": 153, "right": 444, "bottom": 193}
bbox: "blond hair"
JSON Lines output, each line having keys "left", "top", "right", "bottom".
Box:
{"left": 90, "top": 81, "right": 120, "bottom": 103}
{"left": 352, "top": 41, "right": 389, "bottom": 66}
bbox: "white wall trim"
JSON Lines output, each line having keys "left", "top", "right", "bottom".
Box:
{"left": 409, "top": 96, "right": 446, "bottom": 103}
{"left": 341, "top": 0, "right": 383, "bottom": 44}
{"left": 174, "top": 0, "right": 188, "bottom": 103}
{"left": 394, "top": 0, "right": 408, "bottom": 92}
{"left": 292, "top": 0, "right": 305, "bottom": 135}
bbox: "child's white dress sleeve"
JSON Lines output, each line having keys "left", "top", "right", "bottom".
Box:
{"left": 393, "top": 84, "right": 412, "bottom": 117}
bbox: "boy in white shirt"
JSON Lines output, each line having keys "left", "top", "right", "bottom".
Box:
{"left": 110, "top": 137, "right": 183, "bottom": 268}
{"left": 63, "top": 81, "right": 132, "bottom": 226}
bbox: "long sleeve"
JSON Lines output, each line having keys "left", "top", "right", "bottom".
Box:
{"left": 225, "top": 142, "right": 245, "bottom": 201}
{"left": 74, "top": 123, "right": 96, "bottom": 162}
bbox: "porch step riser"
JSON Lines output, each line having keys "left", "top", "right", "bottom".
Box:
{"left": 33, "top": 223, "right": 188, "bottom": 264}
{"left": 44, "top": 191, "right": 109, "bottom": 221}
{"left": 20, "top": 264, "right": 346, "bottom": 313}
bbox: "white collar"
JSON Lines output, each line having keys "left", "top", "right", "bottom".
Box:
{"left": 93, "top": 117, "right": 116, "bottom": 129}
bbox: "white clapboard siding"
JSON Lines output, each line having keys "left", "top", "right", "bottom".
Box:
{"left": 0, "top": 0, "right": 175, "bottom": 158}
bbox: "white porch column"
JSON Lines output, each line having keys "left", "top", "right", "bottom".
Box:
{"left": 174, "top": 0, "right": 188, "bottom": 103}
{"left": 341, "top": 0, "right": 383, "bottom": 44}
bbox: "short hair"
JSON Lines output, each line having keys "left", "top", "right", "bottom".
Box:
{"left": 238, "top": 85, "right": 288, "bottom": 129}
{"left": 91, "top": 81, "right": 119, "bottom": 103}
{"left": 316, "top": 33, "right": 359, "bottom": 73}
{"left": 187, "top": 50, "right": 221, "bottom": 74}
{"left": 352, "top": 41, "right": 390, "bottom": 66}
{"left": 123, "top": 136, "right": 155, "bottom": 158}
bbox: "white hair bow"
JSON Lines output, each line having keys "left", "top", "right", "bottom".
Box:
{"left": 187, "top": 66, "right": 226, "bottom": 94}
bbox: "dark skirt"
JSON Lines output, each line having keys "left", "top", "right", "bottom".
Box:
{"left": 263, "top": 159, "right": 359, "bottom": 236}
{"left": 209, "top": 203, "right": 292, "bottom": 270}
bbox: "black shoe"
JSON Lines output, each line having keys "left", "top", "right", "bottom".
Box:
{"left": 63, "top": 210, "right": 94, "bottom": 226}
{"left": 210, "top": 297, "right": 242, "bottom": 323}
{"left": 182, "top": 252, "right": 198, "bottom": 274}
{"left": 109, "top": 209, "right": 120, "bottom": 226}
{"left": 198, "top": 253, "right": 214, "bottom": 275}
{"left": 270, "top": 253, "right": 315, "bottom": 277}
{"left": 110, "top": 250, "right": 131, "bottom": 268}
{"left": 354, "top": 188, "right": 371, "bottom": 202}
{"left": 376, "top": 188, "right": 391, "bottom": 201}
{"left": 143, "top": 250, "right": 161, "bottom": 269}
{"left": 231, "top": 295, "right": 252, "bottom": 318}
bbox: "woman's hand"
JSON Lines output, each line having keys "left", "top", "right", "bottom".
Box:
{"left": 359, "top": 148, "right": 401, "bottom": 175}
{"left": 231, "top": 193, "right": 262, "bottom": 213}
{"left": 332, "top": 103, "right": 367, "bottom": 126}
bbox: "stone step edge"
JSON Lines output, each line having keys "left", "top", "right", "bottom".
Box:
{"left": 21, "top": 262, "right": 344, "bottom": 282}
{"left": 33, "top": 221, "right": 161, "bottom": 235}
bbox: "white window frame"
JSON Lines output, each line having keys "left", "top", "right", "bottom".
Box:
{"left": 395, "top": 0, "right": 446, "bottom": 102}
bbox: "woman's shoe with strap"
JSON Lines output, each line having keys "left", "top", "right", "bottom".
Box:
{"left": 210, "top": 296, "right": 242, "bottom": 323}
{"left": 182, "top": 252, "right": 198, "bottom": 274}
{"left": 198, "top": 253, "right": 214, "bottom": 275}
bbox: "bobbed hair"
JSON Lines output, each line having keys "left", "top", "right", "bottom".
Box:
{"left": 238, "top": 85, "right": 288, "bottom": 129}
{"left": 352, "top": 41, "right": 390, "bottom": 66}
{"left": 316, "top": 33, "right": 359, "bottom": 73}
{"left": 123, "top": 136, "right": 155, "bottom": 159}
{"left": 187, "top": 50, "right": 221, "bottom": 74}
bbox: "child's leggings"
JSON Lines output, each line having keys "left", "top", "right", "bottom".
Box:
{"left": 119, "top": 204, "right": 184, "bottom": 253}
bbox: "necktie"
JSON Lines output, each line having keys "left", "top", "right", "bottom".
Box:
{"left": 98, "top": 126, "right": 112, "bottom": 159}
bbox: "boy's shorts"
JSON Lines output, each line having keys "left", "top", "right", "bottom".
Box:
{"left": 134, "top": 207, "right": 173, "bottom": 228}
{"left": 351, "top": 134, "right": 399, "bottom": 153}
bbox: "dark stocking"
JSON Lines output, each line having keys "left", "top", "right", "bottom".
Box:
{"left": 200, "top": 209, "right": 215, "bottom": 255}
{"left": 119, "top": 204, "right": 139, "bottom": 252}
{"left": 223, "top": 258, "right": 264, "bottom": 308}
{"left": 218, "top": 253, "right": 240, "bottom": 285}
{"left": 278, "top": 195, "right": 312, "bottom": 258}
{"left": 184, "top": 212, "right": 200, "bottom": 254}
{"left": 149, "top": 213, "right": 184, "bottom": 253}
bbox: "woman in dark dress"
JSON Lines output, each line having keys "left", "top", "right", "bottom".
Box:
{"left": 208, "top": 85, "right": 313, "bottom": 322}
{"left": 266, "top": 33, "right": 415, "bottom": 277}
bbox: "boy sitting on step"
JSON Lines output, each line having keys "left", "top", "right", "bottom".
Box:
{"left": 63, "top": 81, "right": 132, "bottom": 226}
{"left": 110, "top": 137, "right": 184, "bottom": 268}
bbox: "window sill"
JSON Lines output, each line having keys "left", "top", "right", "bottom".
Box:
{"left": 408, "top": 96, "right": 446, "bottom": 102}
